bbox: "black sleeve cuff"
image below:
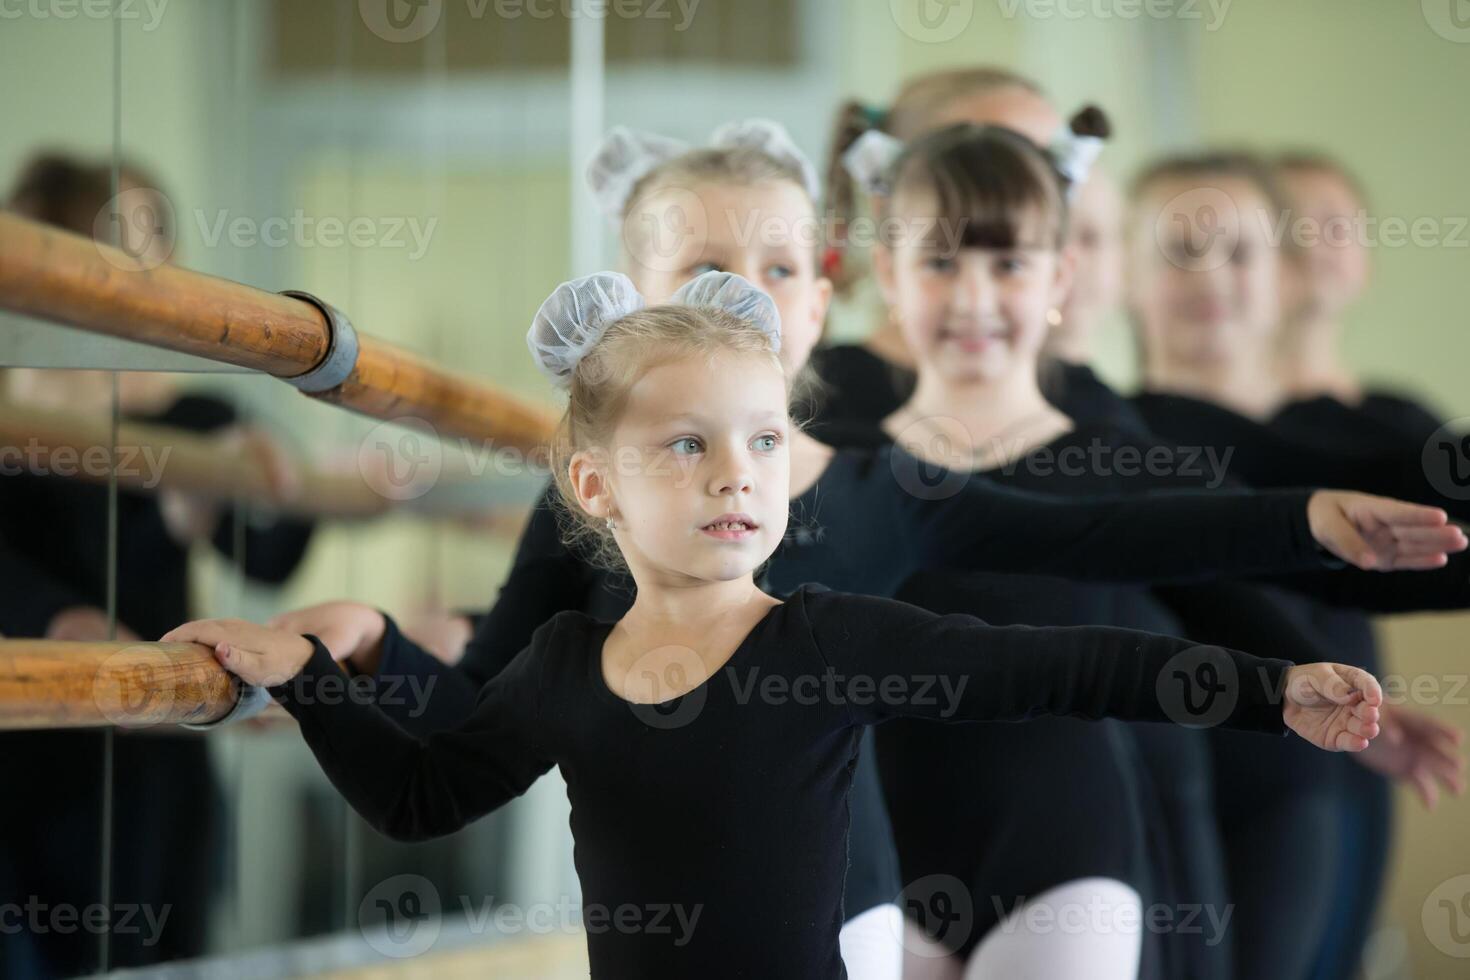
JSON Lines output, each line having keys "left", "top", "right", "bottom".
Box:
{"left": 267, "top": 635, "right": 360, "bottom": 717}
{"left": 353, "top": 613, "right": 407, "bottom": 679}
{"left": 1231, "top": 655, "right": 1292, "bottom": 737}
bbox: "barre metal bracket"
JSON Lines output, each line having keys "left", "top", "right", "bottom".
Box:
{"left": 280, "top": 289, "right": 360, "bottom": 392}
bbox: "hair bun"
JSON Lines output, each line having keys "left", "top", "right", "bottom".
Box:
{"left": 586, "top": 128, "right": 692, "bottom": 219}
{"left": 527, "top": 272, "right": 647, "bottom": 388}
{"left": 670, "top": 270, "right": 782, "bottom": 353}
{"left": 1068, "top": 104, "right": 1112, "bottom": 141}
{"left": 709, "top": 119, "right": 822, "bottom": 204}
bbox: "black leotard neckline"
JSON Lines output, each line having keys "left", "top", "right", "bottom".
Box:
{"left": 583, "top": 595, "right": 791, "bottom": 708}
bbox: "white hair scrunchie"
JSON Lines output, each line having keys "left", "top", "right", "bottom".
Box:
{"left": 585, "top": 128, "right": 692, "bottom": 221}
{"left": 526, "top": 270, "right": 781, "bottom": 388}
{"left": 707, "top": 119, "right": 822, "bottom": 204}
{"left": 671, "top": 270, "right": 782, "bottom": 354}
{"left": 1048, "top": 125, "right": 1106, "bottom": 196}
{"left": 527, "top": 272, "right": 647, "bottom": 388}
{"left": 586, "top": 119, "right": 821, "bottom": 220}
{"left": 841, "top": 129, "right": 905, "bottom": 197}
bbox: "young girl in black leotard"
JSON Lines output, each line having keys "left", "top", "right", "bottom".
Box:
{"left": 827, "top": 109, "right": 1227, "bottom": 979}
{"left": 165, "top": 269, "right": 1385, "bottom": 980}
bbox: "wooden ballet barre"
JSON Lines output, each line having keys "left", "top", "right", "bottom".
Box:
{"left": 0, "top": 400, "right": 551, "bottom": 522}
{"left": 0, "top": 400, "right": 552, "bottom": 520}
{"left": 0, "top": 211, "right": 557, "bottom": 452}
{"left": 0, "top": 638, "right": 238, "bottom": 729}
{"left": 0, "top": 400, "right": 391, "bottom": 518}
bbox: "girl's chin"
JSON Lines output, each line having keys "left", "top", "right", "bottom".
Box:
{"left": 1168, "top": 335, "right": 1236, "bottom": 366}
{"left": 933, "top": 348, "right": 1015, "bottom": 382}
{"left": 700, "top": 562, "right": 765, "bottom": 584}
{"left": 936, "top": 368, "right": 1007, "bottom": 391}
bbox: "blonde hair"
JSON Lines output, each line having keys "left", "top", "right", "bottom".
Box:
{"left": 549, "top": 304, "right": 789, "bottom": 572}
{"left": 622, "top": 144, "right": 817, "bottom": 256}
{"left": 1129, "top": 151, "right": 1290, "bottom": 219}
{"left": 1273, "top": 151, "right": 1369, "bottom": 209}
{"left": 617, "top": 142, "right": 829, "bottom": 419}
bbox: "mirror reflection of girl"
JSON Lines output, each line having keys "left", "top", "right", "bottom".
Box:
{"left": 1126, "top": 154, "right": 1467, "bottom": 980}
{"left": 166, "top": 269, "right": 1387, "bottom": 979}
{"left": 0, "top": 153, "right": 314, "bottom": 977}
{"left": 244, "top": 123, "right": 1457, "bottom": 980}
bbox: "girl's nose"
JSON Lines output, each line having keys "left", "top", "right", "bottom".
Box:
{"left": 707, "top": 446, "right": 754, "bottom": 496}
{"left": 952, "top": 268, "right": 994, "bottom": 315}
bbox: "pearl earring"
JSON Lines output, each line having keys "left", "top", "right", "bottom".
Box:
{"left": 1046, "top": 308, "right": 1064, "bottom": 328}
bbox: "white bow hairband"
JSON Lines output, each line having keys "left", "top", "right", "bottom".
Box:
{"left": 526, "top": 270, "right": 783, "bottom": 389}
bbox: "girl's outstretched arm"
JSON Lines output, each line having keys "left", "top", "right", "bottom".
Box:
{"left": 1355, "top": 705, "right": 1466, "bottom": 809}
{"left": 798, "top": 588, "right": 1381, "bottom": 752}
{"left": 265, "top": 482, "right": 601, "bottom": 736}
{"left": 163, "top": 617, "right": 555, "bottom": 841}
{"left": 896, "top": 448, "right": 1461, "bottom": 584}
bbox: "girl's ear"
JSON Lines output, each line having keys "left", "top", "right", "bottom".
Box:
{"left": 567, "top": 449, "right": 614, "bottom": 521}
{"left": 810, "top": 275, "right": 834, "bottom": 334}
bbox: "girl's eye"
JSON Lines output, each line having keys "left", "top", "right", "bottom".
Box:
{"left": 923, "top": 255, "right": 956, "bottom": 273}
{"left": 996, "top": 256, "right": 1026, "bottom": 274}
{"left": 752, "top": 433, "right": 779, "bottom": 452}
{"left": 670, "top": 437, "right": 704, "bottom": 456}
{"left": 765, "top": 264, "right": 795, "bottom": 281}
{"left": 691, "top": 261, "right": 722, "bottom": 275}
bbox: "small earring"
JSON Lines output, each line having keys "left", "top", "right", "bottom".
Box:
{"left": 606, "top": 516, "right": 617, "bottom": 531}
{"left": 1046, "top": 307, "right": 1064, "bottom": 328}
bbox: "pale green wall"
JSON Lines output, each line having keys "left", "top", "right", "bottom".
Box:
{"left": 1190, "top": 2, "right": 1470, "bottom": 415}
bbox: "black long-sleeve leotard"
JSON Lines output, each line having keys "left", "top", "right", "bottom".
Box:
{"left": 1133, "top": 390, "right": 1470, "bottom": 521}
{"left": 273, "top": 585, "right": 1294, "bottom": 980}
{"left": 881, "top": 420, "right": 1236, "bottom": 970}
{"left": 1271, "top": 390, "right": 1446, "bottom": 451}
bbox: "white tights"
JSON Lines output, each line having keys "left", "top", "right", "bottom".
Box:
{"left": 840, "top": 902, "right": 905, "bottom": 980}
{"left": 897, "top": 877, "right": 1143, "bottom": 980}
